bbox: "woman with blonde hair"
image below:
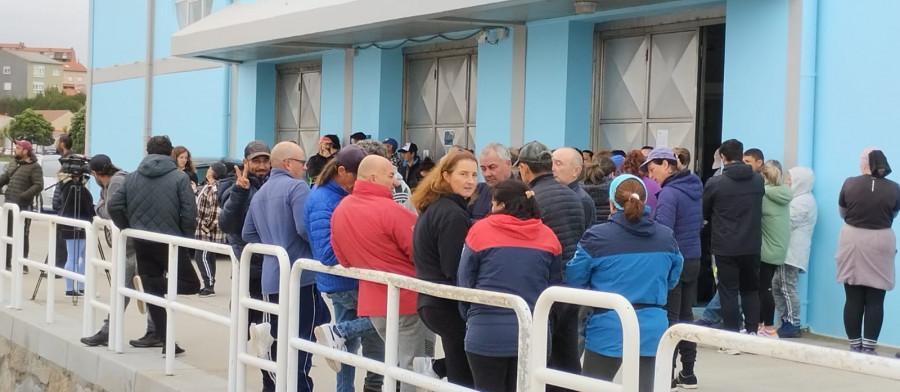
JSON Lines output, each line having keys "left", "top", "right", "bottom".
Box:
{"left": 758, "top": 160, "right": 792, "bottom": 338}
{"left": 411, "top": 149, "right": 478, "bottom": 387}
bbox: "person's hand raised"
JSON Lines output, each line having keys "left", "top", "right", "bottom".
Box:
{"left": 235, "top": 160, "right": 250, "bottom": 189}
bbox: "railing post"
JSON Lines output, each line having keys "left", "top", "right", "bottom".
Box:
{"left": 45, "top": 220, "right": 57, "bottom": 324}
{"left": 235, "top": 246, "right": 251, "bottom": 391}
{"left": 383, "top": 283, "right": 400, "bottom": 392}
{"left": 164, "top": 243, "right": 179, "bottom": 375}
{"left": 11, "top": 206, "right": 24, "bottom": 310}
{"left": 82, "top": 219, "right": 98, "bottom": 336}
{"left": 227, "top": 248, "right": 239, "bottom": 392}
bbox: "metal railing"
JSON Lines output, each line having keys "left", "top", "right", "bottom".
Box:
{"left": 530, "top": 286, "right": 641, "bottom": 392}
{"left": 111, "top": 227, "right": 239, "bottom": 391}
{"left": 0, "top": 204, "right": 20, "bottom": 304}
{"left": 652, "top": 323, "right": 900, "bottom": 392}
{"left": 285, "top": 258, "right": 534, "bottom": 392}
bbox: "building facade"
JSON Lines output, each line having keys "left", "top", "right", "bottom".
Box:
{"left": 0, "top": 49, "right": 64, "bottom": 99}
{"left": 89, "top": 0, "right": 900, "bottom": 346}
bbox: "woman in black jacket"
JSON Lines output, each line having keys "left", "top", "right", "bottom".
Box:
{"left": 411, "top": 149, "right": 478, "bottom": 388}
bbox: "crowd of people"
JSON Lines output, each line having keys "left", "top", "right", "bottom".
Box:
{"left": 0, "top": 129, "right": 891, "bottom": 391}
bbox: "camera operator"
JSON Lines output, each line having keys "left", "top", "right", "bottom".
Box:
{"left": 55, "top": 155, "right": 95, "bottom": 296}
{"left": 0, "top": 140, "right": 42, "bottom": 273}
{"left": 80, "top": 154, "right": 158, "bottom": 346}
{"left": 50, "top": 135, "right": 74, "bottom": 270}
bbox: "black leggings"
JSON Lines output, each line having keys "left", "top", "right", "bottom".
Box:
{"left": 466, "top": 352, "right": 517, "bottom": 392}
{"left": 758, "top": 262, "right": 778, "bottom": 326}
{"left": 843, "top": 284, "right": 886, "bottom": 342}
{"left": 582, "top": 350, "right": 655, "bottom": 392}
{"left": 418, "top": 297, "right": 474, "bottom": 388}
{"left": 666, "top": 258, "right": 699, "bottom": 375}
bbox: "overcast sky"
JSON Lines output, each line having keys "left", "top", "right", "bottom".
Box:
{"left": 0, "top": 0, "right": 90, "bottom": 64}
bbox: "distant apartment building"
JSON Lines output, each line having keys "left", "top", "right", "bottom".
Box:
{"left": 0, "top": 49, "right": 64, "bottom": 99}
{"left": 0, "top": 43, "right": 86, "bottom": 96}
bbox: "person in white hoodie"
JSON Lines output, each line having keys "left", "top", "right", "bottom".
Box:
{"left": 773, "top": 167, "right": 817, "bottom": 338}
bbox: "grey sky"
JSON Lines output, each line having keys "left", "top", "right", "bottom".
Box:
{"left": 0, "top": 0, "right": 90, "bottom": 65}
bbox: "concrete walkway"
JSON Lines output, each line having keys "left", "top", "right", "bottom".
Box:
{"left": 2, "top": 220, "right": 899, "bottom": 391}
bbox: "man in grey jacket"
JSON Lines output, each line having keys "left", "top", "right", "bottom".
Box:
{"left": 108, "top": 135, "right": 200, "bottom": 354}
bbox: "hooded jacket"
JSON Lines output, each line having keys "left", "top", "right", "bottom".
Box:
{"left": 761, "top": 183, "right": 793, "bottom": 264}
{"left": 217, "top": 174, "right": 266, "bottom": 279}
{"left": 702, "top": 162, "right": 765, "bottom": 256}
{"left": 303, "top": 179, "right": 357, "bottom": 293}
{"left": 567, "top": 212, "right": 683, "bottom": 357}
{"left": 108, "top": 154, "right": 196, "bottom": 237}
{"left": 458, "top": 214, "right": 562, "bottom": 357}
{"left": 530, "top": 173, "right": 585, "bottom": 264}
{"left": 653, "top": 169, "right": 704, "bottom": 259}
{"left": 785, "top": 168, "right": 817, "bottom": 270}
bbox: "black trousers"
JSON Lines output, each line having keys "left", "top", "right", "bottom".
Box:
{"left": 583, "top": 350, "right": 656, "bottom": 392}
{"left": 261, "top": 287, "right": 331, "bottom": 392}
{"left": 758, "top": 262, "right": 778, "bottom": 326}
{"left": 55, "top": 225, "right": 68, "bottom": 268}
{"left": 715, "top": 253, "right": 760, "bottom": 333}
{"left": 843, "top": 284, "right": 886, "bottom": 342}
{"left": 193, "top": 248, "right": 218, "bottom": 288}
{"left": 418, "top": 296, "right": 474, "bottom": 388}
{"left": 546, "top": 302, "right": 582, "bottom": 392}
{"left": 666, "top": 258, "right": 699, "bottom": 374}
{"left": 131, "top": 239, "right": 201, "bottom": 341}
{"left": 466, "top": 352, "right": 517, "bottom": 392}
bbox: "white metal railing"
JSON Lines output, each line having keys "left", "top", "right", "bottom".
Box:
{"left": 112, "top": 227, "right": 239, "bottom": 391}
{"left": 234, "top": 243, "right": 291, "bottom": 392}
{"left": 652, "top": 324, "right": 900, "bottom": 392}
{"left": 531, "top": 287, "right": 641, "bottom": 392}
{"left": 286, "top": 258, "right": 534, "bottom": 392}
{"left": 0, "top": 203, "right": 20, "bottom": 304}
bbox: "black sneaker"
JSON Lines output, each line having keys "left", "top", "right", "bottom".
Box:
{"left": 670, "top": 378, "right": 678, "bottom": 391}
{"left": 675, "top": 371, "right": 698, "bottom": 389}
{"left": 81, "top": 330, "right": 109, "bottom": 347}
{"left": 162, "top": 343, "right": 185, "bottom": 356}
{"left": 198, "top": 287, "right": 215, "bottom": 297}
{"left": 65, "top": 290, "right": 83, "bottom": 297}
{"left": 130, "top": 332, "right": 164, "bottom": 348}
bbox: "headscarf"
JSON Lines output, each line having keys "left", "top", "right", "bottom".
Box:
{"left": 859, "top": 147, "right": 877, "bottom": 175}
{"left": 868, "top": 150, "right": 892, "bottom": 179}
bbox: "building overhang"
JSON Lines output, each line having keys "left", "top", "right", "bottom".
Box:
{"left": 170, "top": 0, "right": 676, "bottom": 63}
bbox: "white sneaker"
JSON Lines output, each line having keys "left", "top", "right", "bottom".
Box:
{"left": 132, "top": 276, "right": 146, "bottom": 315}
{"left": 313, "top": 324, "right": 346, "bottom": 372}
{"left": 413, "top": 356, "right": 439, "bottom": 379}
{"left": 248, "top": 322, "right": 274, "bottom": 358}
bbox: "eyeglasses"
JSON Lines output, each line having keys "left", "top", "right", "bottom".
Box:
{"left": 286, "top": 158, "right": 306, "bottom": 165}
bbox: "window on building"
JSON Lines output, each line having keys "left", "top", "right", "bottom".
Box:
{"left": 3, "top": 82, "right": 10, "bottom": 91}
{"left": 175, "top": 0, "right": 213, "bottom": 29}
{"left": 76, "top": 76, "right": 83, "bottom": 82}
{"left": 33, "top": 82, "right": 44, "bottom": 94}
{"left": 33, "top": 65, "right": 45, "bottom": 77}
{"left": 52, "top": 69, "right": 60, "bottom": 76}
{"left": 67, "top": 76, "right": 73, "bottom": 82}
{"left": 2, "top": 66, "right": 9, "bottom": 75}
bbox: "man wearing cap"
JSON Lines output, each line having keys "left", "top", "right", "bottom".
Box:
{"left": 383, "top": 138, "right": 402, "bottom": 168}
{"left": 552, "top": 147, "right": 597, "bottom": 229}
{"left": 194, "top": 162, "right": 228, "bottom": 297}
{"left": 243, "top": 142, "right": 330, "bottom": 392}
{"left": 398, "top": 143, "right": 422, "bottom": 190}
{"left": 80, "top": 154, "right": 158, "bottom": 347}
{"left": 108, "top": 135, "right": 201, "bottom": 355}
{"left": 515, "top": 140, "right": 585, "bottom": 383}
{"left": 0, "top": 140, "right": 42, "bottom": 271}
{"left": 350, "top": 132, "right": 368, "bottom": 144}
{"left": 304, "top": 145, "right": 384, "bottom": 392}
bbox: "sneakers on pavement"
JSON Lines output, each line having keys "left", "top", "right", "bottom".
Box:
{"left": 413, "top": 356, "right": 439, "bottom": 379}
{"left": 80, "top": 330, "right": 109, "bottom": 347}
{"left": 314, "top": 324, "right": 347, "bottom": 372}
{"left": 248, "top": 322, "right": 275, "bottom": 358}
{"left": 777, "top": 321, "right": 802, "bottom": 338}
{"left": 130, "top": 332, "right": 164, "bottom": 348}
{"left": 758, "top": 328, "right": 779, "bottom": 339}
{"left": 198, "top": 287, "right": 215, "bottom": 297}
{"left": 65, "top": 290, "right": 84, "bottom": 297}
{"left": 861, "top": 348, "right": 879, "bottom": 356}
{"left": 132, "top": 276, "right": 146, "bottom": 314}
{"left": 675, "top": 371, "right": 698, "bottom": 389}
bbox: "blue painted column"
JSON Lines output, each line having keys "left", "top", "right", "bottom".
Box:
{"left": 320, "top": 50, "right": 346, "bottom": 136}
{"left": 236, "top": 62, "right": 276, "bottom": 153}
{"left": 523, "top": 20, "right": 593, "bottom": 149}
{"left": 351, "top": 47, "right": 403, "bottom": 141}
{"left": 474, "top": 28, "right": 514, "bottom": 151}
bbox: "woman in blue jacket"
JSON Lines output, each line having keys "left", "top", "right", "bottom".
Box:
{"left": 642, "top": 148, "right": 703, "bottom": 388}
{"left": 567, "top": 175, "right": 683, "bottom": 392}
{"left": 458, "top": 179, "right": 562, "bottom": 392}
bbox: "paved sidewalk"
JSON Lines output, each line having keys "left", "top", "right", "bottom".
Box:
{"left": 5, "top": 220, "right": 900, "bottom": 391}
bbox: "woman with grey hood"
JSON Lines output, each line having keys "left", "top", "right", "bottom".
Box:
{"left": 773, "top": 167, "right": 816, "bottom": 338}
{"left": 836, "top": 147, "right": 900, "bottom": 355}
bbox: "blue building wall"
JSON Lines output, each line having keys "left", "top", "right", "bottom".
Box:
{"left": 90, "top": 78, "right": 146, "bottom": 172}
{"left": 474, "top": 30, "right": 514, "bottom": 150}
{"left": 236, "top": 63, "right": 276, "bottom": 150}
{"left": 152, "top": 68, "right": 229, "bottom": 157}
{"left": 320, "top": 50, "right": 346, "bottom": 136}
{"left": 523, "top": 20, "right": 593, "bottom": 149}
{"left": 90, "top": 0, "right": 145, "bottom": 68}
{"left": 351, "top": 47, "right": 403, "bottom": 142}
{"left": 720, "top": 0, "right": 789, "bottom": 161}
{"left": 806, "top": 0, "right": 900, "bottom": 344}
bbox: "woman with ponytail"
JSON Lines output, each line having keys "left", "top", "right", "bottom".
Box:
{"left": 567, "top": 175, "right": 683, "bottom": 392}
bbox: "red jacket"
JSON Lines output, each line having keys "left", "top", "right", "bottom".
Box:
{"left": 331, "top": 180, "right": 418, "bottom": 316}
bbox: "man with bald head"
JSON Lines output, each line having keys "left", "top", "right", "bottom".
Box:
{"left": 469, "top": 142, "right": 514, "bottom": 220}
{"left": 332, "top": 155, "right": 431, "bottom": 392}
{"left": 243, "top": 141, "right": 330, "bottom": 392}
{"left": 553, "top": 147, "right": 596, "bottom": 228}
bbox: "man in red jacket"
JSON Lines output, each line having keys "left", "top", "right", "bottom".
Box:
{"left": 330, "top": 155, "right": 433, "bottom": 392}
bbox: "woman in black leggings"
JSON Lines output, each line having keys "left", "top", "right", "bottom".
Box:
{"left": 835, "top": 148, "right": 899, "bottom": 354}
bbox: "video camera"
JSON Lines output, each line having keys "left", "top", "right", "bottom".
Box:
{"left": 59, "top": 154, "right": 92, "bottom": 180}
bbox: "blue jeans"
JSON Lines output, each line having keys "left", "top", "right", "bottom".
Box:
{"left": 65, "top": 239, "right": 85, "bottom": 292}
{"left": 701, "top": 289, "right": 743, "bottom": 326}
{"left": 328, "top": 290, "right": 384, "bottom": 391}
